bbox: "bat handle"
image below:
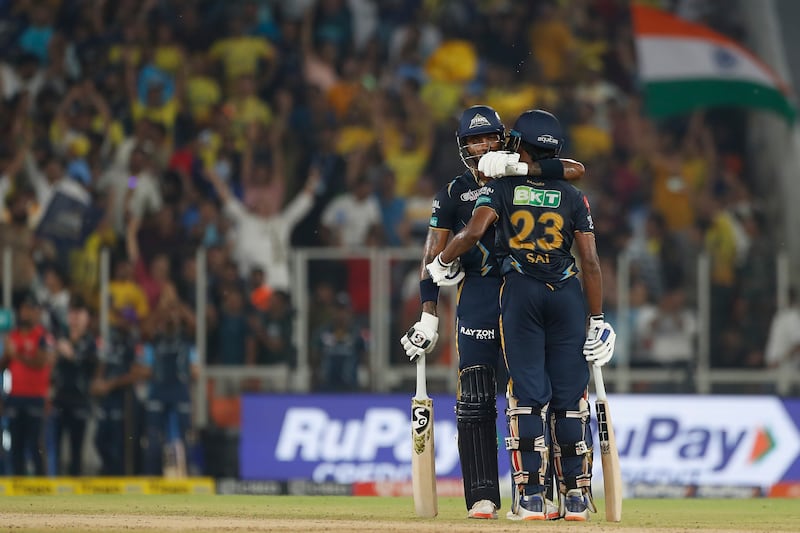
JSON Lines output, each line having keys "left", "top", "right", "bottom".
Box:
{"left": 416, "top": 356, "right": 429, "bottom": 399}
{"left": 591, "top": 363, "right": 607, "bottom": 401}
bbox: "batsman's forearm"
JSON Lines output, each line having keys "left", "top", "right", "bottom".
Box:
{"left": 582, "top": 267, "right": 603, "bottom": 316}
{"left": 420, "top": 228, "right": 449, "bottom": 279}
{"left": 421, "top": 301, "right": 437, "bottom": 315}
{"left": 440, "top": 232, "right": 477, "bottom": 264}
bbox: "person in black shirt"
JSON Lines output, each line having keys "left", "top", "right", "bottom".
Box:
{"left": 51, "top": 295, "right": 99, "bottom": 476}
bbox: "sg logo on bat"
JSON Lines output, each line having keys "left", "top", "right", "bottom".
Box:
{"left": 412, "top": 405, "right": 431, "bottom": 434}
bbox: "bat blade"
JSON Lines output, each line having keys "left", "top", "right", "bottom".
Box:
{"left": 411, "top": 358, "right": 437, "bottom": 518}
{"left": 595, "top": 398, "right": 623, "bottom": 522}
{"left": 592, "top": 364, "right": 622, "bottom": 522}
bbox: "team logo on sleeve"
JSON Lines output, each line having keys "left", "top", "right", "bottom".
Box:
{"left": 513, "top": 186, "right": 561, "bottom": 207}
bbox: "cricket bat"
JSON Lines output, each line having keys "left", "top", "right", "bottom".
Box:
{"left": 411, "top": 356, "right": 438, "bottom": 517}
{"left": 592, "top": 363, "right": 622, "bottom": 522}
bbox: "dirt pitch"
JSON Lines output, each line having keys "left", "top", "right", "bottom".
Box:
{"left": 2, "top": 495, "right": 798, "bottom": 533}
{"left": 1, "top": 513, "right": 781, "bottom": 533}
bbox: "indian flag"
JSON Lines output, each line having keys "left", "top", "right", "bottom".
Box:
{"left": 632, "top": 4, "right": 795, "bottom": 122}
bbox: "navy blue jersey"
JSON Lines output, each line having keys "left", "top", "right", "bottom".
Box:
{"left": 144, "top": 332, "right": 195, "bottom": 403}
{"left": 101, "top": 327, "right": 138, "bottom": 380}
{"left": 475, "top": 176, "right": 593, "bottom": 286}
{"left": 430, "top": 171, "right": 500, "bottom": 278}
{"left": 52, "top": 333, "right": 98, "bottom": 409}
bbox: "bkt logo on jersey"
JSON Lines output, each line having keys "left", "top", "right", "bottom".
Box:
{"left": 459, "top": 326, "right": 495, "bottom": 340}
{"left": 461, "top": 186, "right": 493, "bottom": 202}
{"left": 513, "top": 186, "right": 561, "bottom": 208}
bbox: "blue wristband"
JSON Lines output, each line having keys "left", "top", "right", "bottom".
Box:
{"left": 420, "top": 278, "right": 440, "bottom": 304}
{"left": 538, "top": 158, "right": 564, "bottom": 180}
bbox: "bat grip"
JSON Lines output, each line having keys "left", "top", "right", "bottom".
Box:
{"left": 591, "top": 364, "right": 607, "bottom": 401}
{"left": 416, "top": 356, "right": 429, "bottom": 399}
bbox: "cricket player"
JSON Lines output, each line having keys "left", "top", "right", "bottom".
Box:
{"left": 401, "top": 105, "right": 585, "bottom": 519}
{"left": 427, "top": 109, "right": 615, "bottom": 521}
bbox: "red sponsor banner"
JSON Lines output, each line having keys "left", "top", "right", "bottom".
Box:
{"left": 353, "top": 478, "right": 464, "bottom": 497}
{"left": 768, "top": 482, "right": 800, "bottom": 497}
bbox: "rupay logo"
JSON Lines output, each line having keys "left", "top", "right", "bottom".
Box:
{"left": 596, "top": 396, "right": 800, "bottom": 487}
{"left": 273, "top": 406, "right": 459, "bottom": 483}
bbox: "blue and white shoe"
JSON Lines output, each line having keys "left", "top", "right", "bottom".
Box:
{"left": 563, "top": 489, "right": 590, "bottom": 521}
{"left": 506, "top": 493, "right": 546, "bottom": 521}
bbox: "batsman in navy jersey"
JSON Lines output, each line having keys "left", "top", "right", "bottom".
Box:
{"left": 429, "top": 110, "right": 615, "bottom": 521}
{"left": 401, "top": 106, "right": 585, "bottom": 519}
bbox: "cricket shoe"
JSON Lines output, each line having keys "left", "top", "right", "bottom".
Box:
{"left": 545, "top": 498, "right": 560, "bottom": 520}
{"left": 467, "top": 499, "right": 497, "bottom": 519}
{"left": 506, "top": 493, "right": 546, "bottom": 521}
{"left": 563, "top": 489, "right": 590, "bottom": 521}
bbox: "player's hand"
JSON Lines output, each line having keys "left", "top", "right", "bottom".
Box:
{"left": 583, "top": 315, "right": 616, "bottom": 366}
{"left": 425, "top": 253, "right": 465, "bottom": 286}
{"left": 400, "top": 312, "right": 439, "bottom": 363}
{"left": 478, "top": 151, "right": 528, "bottom": 178}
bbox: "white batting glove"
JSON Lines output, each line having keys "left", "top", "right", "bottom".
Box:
{"left": 425, "top": 253, "right": 465, "bottom": 287}
{"left": 478, "top": 151, "right": 529, "bottom": 178}
{"left": 400, "top": 312, "right": 439, "bottom": 363}
{"left": 583, "top": 315, "right": 616, "bottom": 366}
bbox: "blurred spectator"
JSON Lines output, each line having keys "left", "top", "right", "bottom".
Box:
{"left": 695, "top": 193, "right": 739, "bottom": 367}
{"left": 51, "top": 295, "right": 98, "bottom": 476}
{"left": 209, "top": 13, "right": 278, "bottom": 91}
{"left": 764, "top": 288, "right": 800, "bottom": 370}
{"left": 139, "top": 283, "right": 197, "bottom": 476}
{"left": 529, "top": 0, "right": 577, "bottom": 83}
{"left": 0, "top": 51, "right": 45, "bottom": 101}
{"left": 374, "top": 166, "right": 408, "bottom": 247}
{"left": 36, "top": 262, "right": 70, "bottom": 337}
{"left": 0, "top": 189, "right": 40, "bottom": 306}
{"left": 248, "top": 267, "right": 273, "bottom": 313}
{"left": 247, "top": 289, "right": 295, "bottom": 367}
{"left": 206, "top": 159, "right": 320, "bottom": 292}
{"left": 108, "top": 257, "right": 149, "bottom": 326}
{"left": 211, "top": 285, "right": 249, "bottom": 366}
{"left": 320, "top": 174, "right": 382, "bottom": 247}
{"left": 634, "top": 287, "right": 697, "bottom": 370}
{"left": 1, "top": 294, "right": 54, "bottom": 475}
{"left": 311, "top": 291, "right": 366, "bottom": 391}
{"left": 91, "top": 314, "right": 142, "bottom": 476}
{"left": 403, "top": 174, "right": 437, "bottom": 246}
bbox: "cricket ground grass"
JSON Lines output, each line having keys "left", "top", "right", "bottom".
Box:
{"left": 1, "top": 495, "right": 797, "bottom": 532}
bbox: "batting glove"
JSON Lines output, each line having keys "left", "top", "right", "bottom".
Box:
{"left": 478, "top": 151, "right": 528, "bottom": 178}
{"left": 425, "top": 253, "right": 465, "bottom": 287}
{"left": 583, "top": 314, "right": 616, "bottom": 366}
{"left": 400, "top": 312, "right": 439, "bottom": 363}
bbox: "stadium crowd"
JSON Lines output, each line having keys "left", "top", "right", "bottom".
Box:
{"left": 0, "top": 0, "right": 792, "bottom": 476}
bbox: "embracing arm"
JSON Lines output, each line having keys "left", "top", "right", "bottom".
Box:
{"left": 528, "top": 158, "right": 585, "bottom": 180}
{"left": 440, "top": 206, "right": 497, "bottom": 264}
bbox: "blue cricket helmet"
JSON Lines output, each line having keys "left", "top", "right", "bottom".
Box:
{"left": 456, "top": 105, "right": 505, "bottom": 171}
{"left": 507, "top": 109, "right": 563, "bottom": 160}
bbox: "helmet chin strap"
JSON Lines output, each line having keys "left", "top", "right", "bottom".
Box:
{"left": 469, "top": 165, "right": 488, "bottom": 186}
